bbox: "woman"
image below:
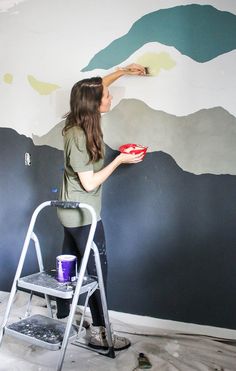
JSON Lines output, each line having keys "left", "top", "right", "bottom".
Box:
{"left": 57, "top": 64, "right": 145, "bottom": 351}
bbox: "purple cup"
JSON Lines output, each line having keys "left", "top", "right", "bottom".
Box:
{"left": 56, "top": 255, "right": 77, "bottom": 283}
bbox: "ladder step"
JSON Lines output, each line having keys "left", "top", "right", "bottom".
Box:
{"left": 18, "top": 270, "right": 98, "bottom": 299}
{"left": 5, "top": 314, "right": 81, "bottom": 350}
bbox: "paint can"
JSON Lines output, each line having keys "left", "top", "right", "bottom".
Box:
{"left": 56, "top": 255, "right": 77, "bottom": 283}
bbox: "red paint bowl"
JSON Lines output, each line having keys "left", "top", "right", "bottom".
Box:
{"left": 119, "top": 143, "right": 148, "bottom": 158}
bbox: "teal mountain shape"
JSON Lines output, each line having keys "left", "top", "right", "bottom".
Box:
{"left": 82, "top": 4, "right": 236, "bottom": 70}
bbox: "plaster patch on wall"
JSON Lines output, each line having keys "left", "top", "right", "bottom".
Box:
{"left": 3, "top": 73, "right": 13, "bottom": 84}
{"left": 33, "top": 120, "right": 64, "bottom": 150}
{"left": 27, "top": 75, "right": 60, "bottom": 95}
{"left": 102, "top": 100, "right": 236, "bottom": 175}
{"left": 32, "top": 101, "right": 236, "bottom": 176}
{"left": 136, "top": 52, "right": 176, "bottom": 76}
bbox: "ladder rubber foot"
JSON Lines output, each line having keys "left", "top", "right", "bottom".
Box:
{"left": 104, "top": 347, "right": 115, "bottom": 358}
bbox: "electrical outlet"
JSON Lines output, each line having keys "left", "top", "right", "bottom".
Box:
{"left": 25, "top": 153, "right": 32, "bottom": 166}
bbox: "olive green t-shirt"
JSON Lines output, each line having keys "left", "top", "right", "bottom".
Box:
{"left": 57, "top": 126, "right": 104, "bottom": 227}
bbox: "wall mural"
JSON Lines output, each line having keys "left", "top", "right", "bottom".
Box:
{"left": 1, "top": 0, "right": 236, "bottom": 330}
{"left": 1, "top": 2, "right": 236, "bottom": 175}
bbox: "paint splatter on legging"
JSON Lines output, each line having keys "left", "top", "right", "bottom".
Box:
{"left": 56, "top": 220, "right": 107, "bottom": 326}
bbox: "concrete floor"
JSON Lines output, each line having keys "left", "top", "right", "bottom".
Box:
{"left": 0, "top": 292, "right": 236, "bottom": 371}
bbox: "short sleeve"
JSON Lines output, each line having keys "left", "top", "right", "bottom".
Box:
{"left": 68, "top": 131, "right": 93, "bottom": 173}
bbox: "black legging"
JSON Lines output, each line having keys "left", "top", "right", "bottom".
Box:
{"left": 56, "top": 220, "right": 107, "bottom": 326}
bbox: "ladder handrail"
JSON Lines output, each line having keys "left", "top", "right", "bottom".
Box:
{"left": 56, "top": 202, "right": 98, "bottom": 370}
{"left": 0, "top": 201, "right": 52, "bottom": 340}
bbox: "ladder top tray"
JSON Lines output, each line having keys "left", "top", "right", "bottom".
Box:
{"left": 5, "top": 314, "right": 78, "bottom": 350}
{"left": 18, "top": 270, "right": 97, "bottom": 299}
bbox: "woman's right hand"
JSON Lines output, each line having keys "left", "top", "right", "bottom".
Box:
{"left": 120, "top": 63, "right": 146, "bottom": 76}
{"left": 116, "top": 152, "right": 144, "bottom": 165}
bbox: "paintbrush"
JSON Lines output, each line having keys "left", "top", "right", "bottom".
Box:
{"left": 118, "top": 66, "right": 151, "bottom": 75}
{"left": 144, "top": 67, "right": 151, "bottom": 75}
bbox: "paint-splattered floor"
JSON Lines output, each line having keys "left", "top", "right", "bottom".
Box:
{"left": 0, "top": 292, "right": 235, "bottom": 371}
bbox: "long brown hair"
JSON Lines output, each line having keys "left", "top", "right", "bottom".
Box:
{"left": 63, "top": 77, "right": 104, "bottom": 162}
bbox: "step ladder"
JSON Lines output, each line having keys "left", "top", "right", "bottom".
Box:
{"left": 0, "top": 201, "right": 115, "bottom": 370}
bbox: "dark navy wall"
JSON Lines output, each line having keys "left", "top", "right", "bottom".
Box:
{"left": 103, "top": 147, "right": 236, "bottom": 329}
{"left": 0, "top": 128, "right": 64, "bottom": 288}
{"left": 1, "top": 128, "right": 236, "bottom": 329}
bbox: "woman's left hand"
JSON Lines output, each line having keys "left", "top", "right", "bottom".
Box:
{"left": 120, "top": 63, "right": 146, "bottom": 76}
{"left": 116, "top": 152, "right": 144, "bottom": 164}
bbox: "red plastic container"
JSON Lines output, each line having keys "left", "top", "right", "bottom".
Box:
{"left": 119, "top": 143, "right": 148, "bottom": 158}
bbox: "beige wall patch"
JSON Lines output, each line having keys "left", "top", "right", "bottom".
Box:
{"left": 136, "top": 52, "right": 176, "bottom": 76}
{"left": 3, "top": 73, "right": 13, "bottom": 84}
{"left": 27, "top": 75, "right": 60, "bottom": 95}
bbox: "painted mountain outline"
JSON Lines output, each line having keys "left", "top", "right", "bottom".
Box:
{"left": 82, "top": 4, "right": 236, "bottom": 70}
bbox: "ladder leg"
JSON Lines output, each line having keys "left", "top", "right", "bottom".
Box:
{"left": 0, "top": 286, "right": 17, "bottom": 344}
{"left": 25, "top": 291, "right": 34, "bottom": 317}
{"left": 0, "top": 231, "right": 35, "bottom": 343}
{"left": 56, "top": 279, "right": 85, "bottom": 371}
{"left": 31, "top": 232, "right": 53, "bottom": 317}
{"left": 76, "top": 283, "right": 97, "bottom": 338}
{"left": 92, "top": 242, "right": 115, "bottom": 358}
{"left": 57, "top": 244, "right": 95, "bottom": 370}
{"left": 25, "top": 292, "right": 53, "bottom": 319}
{"left": 44, "top": 294, "right": 53, "bottom": 318}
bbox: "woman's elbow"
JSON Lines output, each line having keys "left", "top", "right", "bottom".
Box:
{"left": 80, "top": 181, "right": 96, "bottom": 192}
{"left": 83, "top": 184, "right": 94, "bottom": 192}
{"left": 78, "top": 173, "right": 96, "bottom": 192}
